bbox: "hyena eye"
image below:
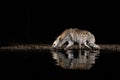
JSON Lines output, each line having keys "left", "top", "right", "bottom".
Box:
{"left": 53, "top": 43, "right": 56, "bottom": 46}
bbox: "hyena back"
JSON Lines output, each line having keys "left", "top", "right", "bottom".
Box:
{"left": 52, "top": 28, "right": 100, "bottom": 49}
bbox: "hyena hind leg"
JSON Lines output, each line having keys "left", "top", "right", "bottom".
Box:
{"left": 89, "top": 43, "right": 100, "bottom": 49}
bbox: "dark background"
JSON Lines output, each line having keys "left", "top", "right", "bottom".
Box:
{"left": 0, "top": 2, "right": 120, "bottom": 80}
{"left": 0, "top": 2, "right": 120, "bottom": 45}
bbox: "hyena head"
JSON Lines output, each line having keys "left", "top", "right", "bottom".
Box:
{"left": 52, "top": 33, "right": 71, "bottom": 48}
{"left": 52, "top": 36, "right": 64, "bottom": 48}
{"left": 52, "top": 37, "right": 60, "bottom": 48}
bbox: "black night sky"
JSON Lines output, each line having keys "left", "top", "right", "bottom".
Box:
{"left": 0, "top": 3, "right": 120, "bottom": 45}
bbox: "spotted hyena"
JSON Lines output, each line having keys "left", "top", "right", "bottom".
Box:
{"left": 52, "top": 28, "right": 100, "bottom": 49}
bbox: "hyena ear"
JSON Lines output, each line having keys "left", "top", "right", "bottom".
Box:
{"left": 59, "top": 37, "right": 62, "bottom": 41}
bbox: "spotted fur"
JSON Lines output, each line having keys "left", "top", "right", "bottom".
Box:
{"left": 52, "top": 28, "right": 100, "bottom": 49}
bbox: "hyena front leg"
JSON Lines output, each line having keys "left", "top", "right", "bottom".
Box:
{"left": 84, "top": 42, "right": 92, "bottom": 49}
{"left": 58, "top": 40, "right": 66, "bottom": 48}
{"left": 78, "top": 41, "right": 82, "bottom": 49}
{"left": 65, "top": 41, "right": 74, "bottom": 49}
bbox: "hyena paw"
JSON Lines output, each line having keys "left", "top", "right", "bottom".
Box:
{"left": 94, "top": 45, "right": 100, "bottom": 49}
{"left": 64, "top": 47, "right": 70, "bottom": 50}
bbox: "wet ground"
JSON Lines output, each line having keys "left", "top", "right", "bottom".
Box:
{"left": 0, "top": 45, "right": 120, "bottom": 79}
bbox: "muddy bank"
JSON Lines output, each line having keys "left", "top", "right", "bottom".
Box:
{"left": 0, "top": 44, "right": 120, "bottom": 51}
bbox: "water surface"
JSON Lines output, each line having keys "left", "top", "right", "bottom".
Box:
{"left": 0, "top": 49, "right": 120, "bottom": 79}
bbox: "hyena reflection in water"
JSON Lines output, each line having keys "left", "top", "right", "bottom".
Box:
{"left": 52, "top": 28, "right": 100, "bottom": 50}
{"left": 51, "top": 49, "right": 100, "bottom": 70}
